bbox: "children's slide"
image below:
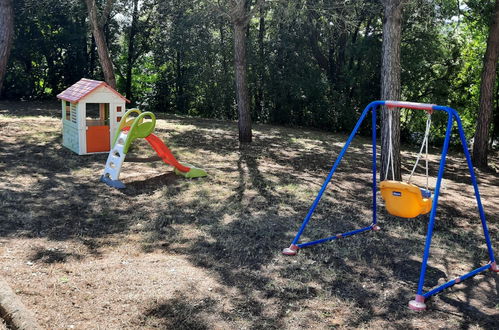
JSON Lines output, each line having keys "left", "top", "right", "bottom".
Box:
{"left": 100, "top": 109, "right": 207, "bottom": 188}
{"left": 145, "top": 133, "right": 207, "bottom": 178}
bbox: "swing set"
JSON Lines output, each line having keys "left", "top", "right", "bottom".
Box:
{"left": 282, "top": 100, "right": 499, "bottom": 311}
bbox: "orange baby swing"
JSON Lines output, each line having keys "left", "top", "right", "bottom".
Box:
{"left": 380, "top": 110, "right": 433, "bottom": 218}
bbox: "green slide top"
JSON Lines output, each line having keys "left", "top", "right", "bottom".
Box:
{"left": 113, "top": 109, "right": 156, "bottom": 154}
{"left": 113, "top": 108, "right": 143, "bottom": 146}
{"left": 124, "top": 111, "right": 156, "bottom": 153}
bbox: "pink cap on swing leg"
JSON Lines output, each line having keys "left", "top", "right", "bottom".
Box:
{"left": 282, "top": 244, "right": 299, "bottom": 256}
{"left": 408, "top": 294, "right": 426, "bottom": 311}
{"left": 371, "top": 224, "right": 381, "bottom": 231}
{"left": 491, "top": 261, "right": 499, "bottom": 272}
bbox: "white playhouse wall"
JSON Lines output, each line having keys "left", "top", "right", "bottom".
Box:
{"left": 61, "top": 101, "right": 80, "bottom": 154}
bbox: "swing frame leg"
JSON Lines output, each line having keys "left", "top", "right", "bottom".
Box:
{"left": 409, "top": 109, "right": 499, "bottom": 311}
{"left": 282, "top": 102, "right": 382, "bottom": 256}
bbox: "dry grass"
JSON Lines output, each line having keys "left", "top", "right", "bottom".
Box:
{"left": 0, "top": 100, "right": 498, "bottom": 329}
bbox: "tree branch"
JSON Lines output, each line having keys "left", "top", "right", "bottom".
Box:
{"left": 247, "top": 0, "right": 266, "bottom": 22}
{"left": 100, "top": 0, "right": 115, "bottom": 27}
{"left": 227, "top": 0, "right": 266, "bottom": 27}
{"left": 209, "top": 0, "right": 232, "bottom": 21}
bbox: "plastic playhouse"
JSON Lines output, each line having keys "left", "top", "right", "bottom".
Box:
{"left": 100, "top": 109, "right": 207, "bottom": 188}
{"left": 57, "top": 78, "right": 130, "bottom": 155}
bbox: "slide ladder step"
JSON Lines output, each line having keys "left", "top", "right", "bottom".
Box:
{"left": 100, "top": 131, "right": 128, "bottom": 188}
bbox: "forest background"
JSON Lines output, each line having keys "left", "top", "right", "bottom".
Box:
{"left": 1, "top": 0, "right": 498, "bottom": 149}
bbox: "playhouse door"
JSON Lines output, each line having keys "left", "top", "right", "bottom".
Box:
{"left": 86, "top": 103, "right": 110, "bottom": 153}
{"left": 86, "top": 126, "right": 110, "bottom": 152}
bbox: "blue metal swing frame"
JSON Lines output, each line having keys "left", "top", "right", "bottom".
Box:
{"left": 283, "top": 100, "right": 498, "bottom": 310}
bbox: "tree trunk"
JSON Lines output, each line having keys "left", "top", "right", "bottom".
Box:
{"left": 307, "top": 11, "right": 332, "bottom": 83}
{"left": 89, "top": 35, "right": 96, "bottom": 76}
{"left": 473, "top": 0, "right": 499, "bottom": 168}
{"left": 85, "top": 0, "right": 116, "bottom": 88}
{"left": 234, "top": 22, "right": 252, "bottom": 143}
{"left": 491, "top": 77, "right": 499, "bottom": 148}
{"left": 125, "top": 0, "right": 139, "bottom": 100}
{"left": 255, "top": 5, "right": 265, "bottom": 122}
{"left": 219, "top": 21, "right": 232, "bottom": 119}
{"left": 175, "top": 49, "right": 186, "bottom": 113}
{"left": 0, "top": 0, "right": 14, "bottom": 95}
{"left": 231, "top": 0, "right": 252, "bottom": 143}
{"left": 380, "top": 0, "right": 403, "bottom": 181}
{"left": 77, "top": 15, "right": 89, "bottom": 83}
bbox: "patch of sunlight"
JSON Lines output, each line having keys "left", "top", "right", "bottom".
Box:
{"left": 276, "top": 184, "right": 316, "bottom": 202}
{"left": 289, "top": 137, "right": 306, "bottom": 146}
{"left": 277, "top": 183, "right": 301, "bottom": 192}
{"left": 71, "top": 168, "right": 98, "bottom": 176}
{"left": 156, "top": 120, "right": 198, "bottom": 132}
{"left": 221, "top": 214, "right": 237, "bottom": 225}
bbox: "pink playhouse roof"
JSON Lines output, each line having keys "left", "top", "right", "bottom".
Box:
{"left": 56, "top": 78, "right": 130, "bottom": 103}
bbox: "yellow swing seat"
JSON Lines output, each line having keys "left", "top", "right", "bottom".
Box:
{"left": 380, "top": 180, "right": 432, "bottom": 218}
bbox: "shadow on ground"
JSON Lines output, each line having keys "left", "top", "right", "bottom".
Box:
{"left": 1, "top": 101, "right": 498, "bottom": 328}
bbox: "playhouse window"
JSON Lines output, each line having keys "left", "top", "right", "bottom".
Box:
{"left": 116, "top": 106, "right": 122, "bottom": 122}
{"left": 86, "top": 103, "right": 110, "bottom": 126}
{"left": 65, "top": 101, "right": 70, "bottom": 120}
{"left": 70, "top": 103, "right": 77, "bottom": 123}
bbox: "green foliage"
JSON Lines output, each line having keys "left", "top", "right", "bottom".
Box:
{"left": 3, "top": 0, "right": 497, "bottom": 146}
{"left": 5, "top": 0, "right": 88, "bottom": 99}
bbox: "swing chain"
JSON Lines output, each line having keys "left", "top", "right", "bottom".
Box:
{"left": 384, "top": 109, "right": 432, "bottom": 191}
{"left": 384, "top": 109, "right": 396, "bottom": 181}
{"left": 408, "top": 113, "right": 432, "bottom": 190}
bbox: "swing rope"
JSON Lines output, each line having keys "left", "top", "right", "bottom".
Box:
{"left": 384, "top": 110, "right": 432, "bottom": 190}
{"left": 384, "top": 110, "right": 396, "bottom": 181}
{"left": 408, "top": 113, "right": 431, "bottom": 190}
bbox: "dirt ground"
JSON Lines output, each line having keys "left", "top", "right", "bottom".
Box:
{"left": 0, "top": 101, "right": 498, "bottom": 329}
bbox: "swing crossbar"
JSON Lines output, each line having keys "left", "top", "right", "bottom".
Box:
{"left": 385, "top": 100, "right": 435, "bottom": 111}
{"left": 283, "top": 100, "right": 498, "bottom": 311}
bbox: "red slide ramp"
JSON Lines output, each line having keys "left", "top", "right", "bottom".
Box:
{"left": 145, "top": 133, "right": 191, "bottom": 173}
